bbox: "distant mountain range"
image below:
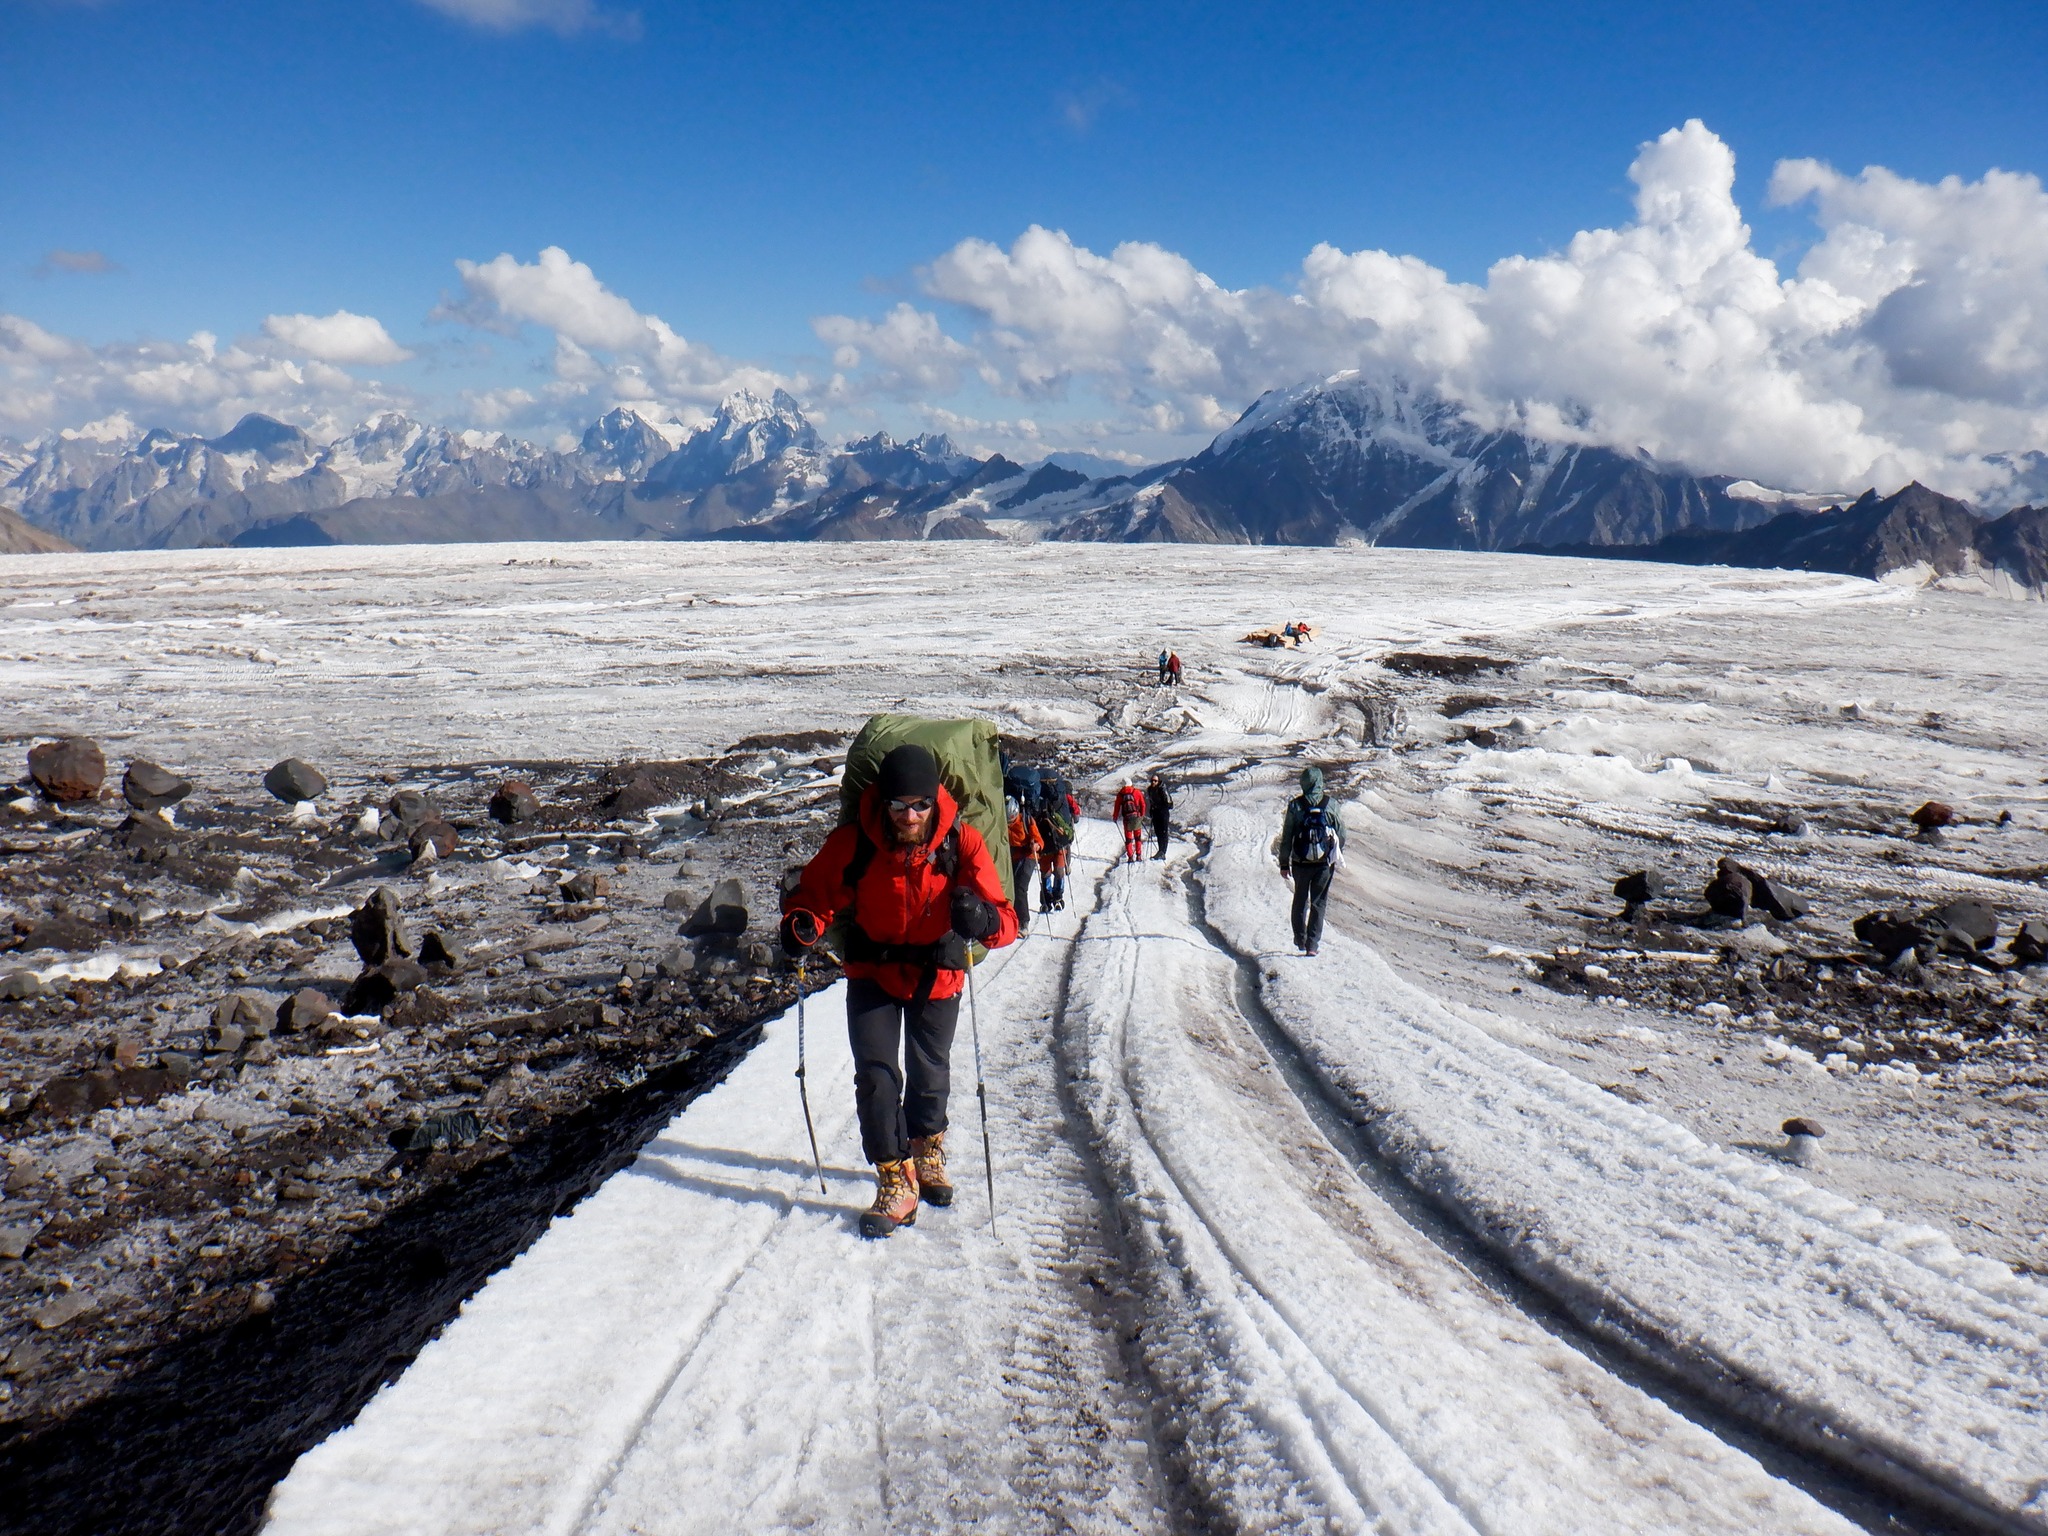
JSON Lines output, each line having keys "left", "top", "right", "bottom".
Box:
{"left": 2, "top": 375, "right": 2040, "bottom": 595}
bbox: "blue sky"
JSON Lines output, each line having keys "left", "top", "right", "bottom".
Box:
{"left": 4, "top": 0, "right": 2047, "bottom": 492}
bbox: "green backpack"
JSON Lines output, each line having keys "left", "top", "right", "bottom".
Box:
{"left": 819, "top": 714, "right": 1012, "bottom": 965}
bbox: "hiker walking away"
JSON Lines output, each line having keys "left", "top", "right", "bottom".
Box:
{"left": 1036, "top": 774, "right": 1080, "bottom": 910}
{"left": 1113, "top": 781, "right": 1148, "bottom": 864}
{"left": 1156, "top": 649, "right": 1171, "bottom": 686}
{"left": 1146, "top": 771, "right": 1173, "bottom": 860}
{"left": 781, "top": 744, "right": 1018, "bottom": 1237}
{"left": 1167, "top": 651, "right": 1183, "bottom": 686}
{"left": 1275, "top": 765, "right": 1345, "bottom": 956}
{"left": 1007, "top": 792, "right": 1043, "bottom": 932}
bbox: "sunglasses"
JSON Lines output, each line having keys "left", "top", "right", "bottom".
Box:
{"left": 887, "top": 796, "right": 934, "bottom": 814}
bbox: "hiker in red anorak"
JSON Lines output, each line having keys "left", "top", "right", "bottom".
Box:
{"left": 1113, "top": 782, "right": 1148, "bottom": 863}
{"left": 780, "top": 744, "right": 1018, "bottom": 1237}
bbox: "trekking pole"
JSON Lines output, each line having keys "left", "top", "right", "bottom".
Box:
{"left": 965, "top": 959, "right": 998, "bottom": 1235}
{"left": 793, "top": 957, "right": 827, "bottom": 1196}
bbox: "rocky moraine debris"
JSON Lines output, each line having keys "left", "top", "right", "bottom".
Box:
{"left": 0, "top": 732, "right": 859, "bottom": 1462}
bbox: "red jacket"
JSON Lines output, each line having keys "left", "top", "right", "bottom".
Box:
{"left": 1113, "top": 785, "right": 1147, "bottom": 821}
{"left": 784, "top": 783, "right": 1017, "bottom": 1001}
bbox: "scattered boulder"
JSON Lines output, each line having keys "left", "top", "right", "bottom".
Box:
{"left": 387, "top": 1108, "right": 482, "bottom": 1161}
{"left": 349, "top": 886, "right": 412, "bottom": 966}
{"left": 387, "top": 789, "right": 437, "bottom": 832}
{"left": 1703, "top": 859, "right": 1752, "bottom": 922}
{"left": 17, "top": 915, "right": 102, "bottom": 953}
{"left": 681, "top": 877, "right": 748, "bottom": 938}
{"left": 121, "top": 759, "right": 192, "bottom": 811}
{"left": 560, "top": 870, "right": 609, "bottom": 905}
{"left": 36, "top": 1076, "right": 93, "bottom": 1118}
{"left": 0, "top": 1224, "right": 40, "bottom": 1261}
{"left": 263, "top": 758, "right": 327, "bottom": 804}
{"left": 489, "top": 779, "right": 542, "bottom": 825}
{"left": 1854, "top": 909, "right": 1934, "bottom": 960}
{"left": 601, "top": 771, "right": 674, "bottom": 820}
{"left": 1782, "top": 1117, "right": 1825, "bottom": 1169}
{"left": 661, "top": 889, "right": 694, "bottom": 912}
{"left": 1612, "top": 870, "right": 1666, "bottom": 912}
{"left": 0, "top": 970, "right": 44, "bottom": 1001}
{"left": 214, "top": 992, "right": 273, "bottom": 1039}
{"left": 29, "top": 1292, "right": 95, "bottom": 1330}
{"left": 2010, "top": 919, "right": 2048, "bottom": 966}
{"left": 409, "top": 821, "right": 459, "bottom": 863}
{"left": 655, "top": 945, "right": 695, "bottom": 978}
{"left": 418, "top": 931, "right": 464, "bottom": 969}
{"left": 343, "top": 957, "right": 429, "bottom": 1016}
{"left": 112, "top": 813, "right": 181, "bottom": 857}
{"left": 1737, "top": 865, "right": 1808, "bottom": 922}
{"left": 1910, "top": 800, "right": 1955, "bottom": 831}
{"left": 275, "top": 988, "right": 334, "bottom": 1033}
{"left": 1925, "top": 900, "right": 1998, "bottom": 955}
{"left": 28, "top": 737, "right": 106, "bottom": 803}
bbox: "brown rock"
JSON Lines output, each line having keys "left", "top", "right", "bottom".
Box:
{"left": 36, "top": 1076, "right": 93, "bottom": 1119}
{"left": 560, "top": 870, "right": 608, "bottom": 904}
{"left": 18, "top": 915, "right": 101, "bottom": 954}
{"left": 418, "top": 931, "right": 464, "bottom": 969}
{"left": 1703, "top": 858, "right": 1752, "bottom": 921}
{"left": 30, "top": 1291, "right": 95, "bottom": 1330}
{"left": 387, "top": 788, "right": 437, "bottom": 832}
{"left": 1910, "top": 800, "right": 1955, "bottom": 830}
{"left": 276, "top": 988, "right": 334, "bottom": 1033}
{"left": 121, "top": 759, "right": 192, "bottom": 811}
{"left": 28, "top": 737, "right": 106, "bottom": 803}
{"left": 488, "top": 779, "right": 542, "bottom": 824}
{"left": 409, "top": 821, "right": 459, "bottom": 862}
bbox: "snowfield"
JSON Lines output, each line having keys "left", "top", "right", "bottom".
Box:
{"left": 9, "top": 541, "right": 2048, "bottom": 1533}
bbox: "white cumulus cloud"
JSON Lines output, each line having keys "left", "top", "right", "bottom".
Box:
{"left": 442, "top": 245, "right": 797, "bottom": 426}
{"left": 819, "top": 119, "right": 2048, "bottom": 500}
{"left": 262, "top": 309, "right": 414, "bottom": 366}
{"left": 0, "top": 318, "right": 409, "bottom": 441}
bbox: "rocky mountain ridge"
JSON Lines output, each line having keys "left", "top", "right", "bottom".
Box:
{"left": 7, "top": 378, "right": 2043, "bottom": 595}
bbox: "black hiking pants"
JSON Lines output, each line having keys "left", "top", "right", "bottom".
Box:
{"left": 1150, "top": 812, "right": 1170, "bottom": 858}
{"left": 1288, "top": 859, "right": 1335, "bottom": 951}
{"left": 1012, "top": 852, "right": 1034, "bottom": 930}
{"left": 847, "top": 977, "right": 960, "bottom": 1165}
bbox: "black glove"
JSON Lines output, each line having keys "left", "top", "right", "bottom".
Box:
{"left": 934, "top": 932, "right": 971, "bottom": 971}
{"left": 779, "top": 909, "right": 821, "bottom": 956}
{"left": 951, "top": 886, "right": 998, "bottom": 940}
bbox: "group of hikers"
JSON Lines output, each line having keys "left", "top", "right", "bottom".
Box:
{"left": 1154, "top": 650, "right": 1184, "bottom": 686}
{"left": 777, "top": 718, "right": 1346, "bottom": 1238}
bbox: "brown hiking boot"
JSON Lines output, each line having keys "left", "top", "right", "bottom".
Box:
{"left": 909, "top": 1132, "right": 953, "bottom": 1207}
{"left": 859, "top": 1158, "right": 919, "bottom": 1239}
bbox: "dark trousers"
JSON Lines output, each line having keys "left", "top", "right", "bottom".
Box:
{"left": 1151, "top": 814, "right": 1170, "bottom": 857}
{"left": 1012, "top": 853, "right": 1034, "bottom": 929}
{"left": 1289, "top": 859, "right": 1335, "bottom": 950}
{"left": 846, "top": 976, "right": 960, "bottom": 1165}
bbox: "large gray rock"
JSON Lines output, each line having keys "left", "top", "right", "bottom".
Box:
{"left": 121, "top": 759, "right": 192, "bottom": 811}
{"left": 681, "top": 877, "right": 749, "bottom": 938}
{"left": 264, "top": 758, "right": 327, "bottom": 803}
{"left": 28, "top": 737, "right": 105, "bottom": 803}
{"left": 350, "top": 885, "right": 412, "bottom": 966}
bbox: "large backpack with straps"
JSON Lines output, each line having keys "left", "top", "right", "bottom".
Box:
{"left": 822, "top": 714, "right": 1010, "bottom": 964}
{"left": 1292, "top": 799, "right": 1337, "bottom": 864}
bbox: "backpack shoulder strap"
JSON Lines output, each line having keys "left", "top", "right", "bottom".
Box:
{"left": 844, "top": 825, "right": 879, "bottom": 892}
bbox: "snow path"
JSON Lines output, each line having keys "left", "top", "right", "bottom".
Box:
{"left": 263, "top": 866, "right": 1168, "bottom": 1536}
{"left": 1062, "top": 824, "right": 1859, "bottom": 1535}
{"left": 1199, "top": 791, "right": 2048, "bottom": 1532}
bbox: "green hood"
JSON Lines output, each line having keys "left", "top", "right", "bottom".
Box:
{"left": 1299, "top": 765, "right": 1325, "bottom": 803}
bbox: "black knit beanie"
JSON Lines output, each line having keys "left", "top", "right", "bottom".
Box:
{"left": 876, "top": 743, "right": 941, "bottom": 803}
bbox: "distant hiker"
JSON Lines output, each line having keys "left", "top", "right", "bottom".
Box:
{"left": 781, "top": 743, "right": 1018, "bottom": 1237}
{"left": 1036, "top": 775, "right": 1080, "bottom": 910}
{"left": 1167, "top": 651, "right": 1183, "bottom": 686}
{"left": 1282, "top": 622, "right": 1297, "bottom": 643}
{"left": 1275, "top": 765, "right": 1345, "bottom": 956}
{"left": 1113, "top": 782, "right": 1148, "bottom": 864}
{"left": 1156, "top": 649, "right": 1171, "bottom": 686}
{"left": 1007, "top": 792, "right": 1043, "bottom": 932}
{"left": 1146, "top": 771, "right": 1173, "bottom": 860}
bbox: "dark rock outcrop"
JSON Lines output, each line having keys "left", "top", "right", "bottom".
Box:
{"left": 121, "top": 760, "right": 192, "bottom": 812}
{"left": 28, "top": 738, "right": 105, "bottom": 803}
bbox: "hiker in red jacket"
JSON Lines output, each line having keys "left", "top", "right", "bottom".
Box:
{"left": 780, "top": 745, "right": 1018, "bottom": 1237}
{"left": 1113, "top": 782, "right": 1148, "bottom": 863}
